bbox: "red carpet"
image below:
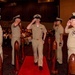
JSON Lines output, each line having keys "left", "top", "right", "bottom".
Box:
{"left": 18, "top": 56, "right": 50, "bottom": 75}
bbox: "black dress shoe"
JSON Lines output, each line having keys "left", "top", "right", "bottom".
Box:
{"left": 39, "top": 66, "right": 43, "bottom": 70}
{"left": 34, "top": 62, "right": 38, "bottom": 65}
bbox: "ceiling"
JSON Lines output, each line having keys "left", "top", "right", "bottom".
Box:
{"left": 0, "top": 0, "right": 59, "bottom": 2}
{"left": 0, "top": 0, "right": 59, "bottom": 7}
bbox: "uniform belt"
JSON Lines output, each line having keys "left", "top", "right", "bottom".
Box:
{"left": 33, "top": 38, "right": 40, "bottom": 40}
{"left": 36, "top": 39, "right": 39, "bottom": 40}
{"left": 34, "top": 39, "right": 39, "bottom": 40}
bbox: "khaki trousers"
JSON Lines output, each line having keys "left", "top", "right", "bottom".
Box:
{"left": 32, "top": 39, "right": 43, "bottom": 66}
{"left": 0, "top": 46, "right": 3, "bottom": 62}
{"left": 11, "top": 37, "right": 20, "bottom": 65}
{"left": 56, "top": 40, "right": 63, "bottom": 64}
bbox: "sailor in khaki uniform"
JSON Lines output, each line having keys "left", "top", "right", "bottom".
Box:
{"left": 11, "top": 15, "right": 21, "bottom": 65}
{"left": 27, "top": 14, "right": 47, "bottom": 70}
{"left": 53, "top": 17, "right": 64, "bottom": 64}
{"left": 0, "top": 15, "right": 3, "bottom": 62}
{"left": 65, "top": 12, "right": 75, "bottom": 59}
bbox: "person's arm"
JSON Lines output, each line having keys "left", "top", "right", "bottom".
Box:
{"left": 59, "top": 33, "right": 63, "bottom": 46}
{"left": 43, "top": 32, "right": 47, "bottom": 41}
{"left": 0, "top": 26, "right": 3, "bottom": 46}
{"left": 42, "top": 31, "right": 47, "bottom": 44}
{"left": 43, "top": 26, "right": 47, "bottom": 41}
{"left": 59, "top": 26, "right": 64, "bottom": 45}
{"left": 53, "top": 21, "right": 57, "bottom": 30}
{"left": 60, "top": 33, "right": 63, "bottom": 42}
{"left": 13, "top": 20, "right": 21, "bottom": 27}
{"left": 65, "top": 20, "right": 71, "bottom": 33}
{"left": 27, "top": 18, "right": 36, "bottom": 29}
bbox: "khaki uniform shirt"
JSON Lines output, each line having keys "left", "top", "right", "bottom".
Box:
{"left": 31, "top": 24, "right": 47, "bottom": 40}
{"left": 11, "top": 24, "right": 21, "bottom": 38}
{"left": 54, "top": 24, "right": 64, "bottom": 41}
{"left": 66, "top": 27, "right": 75, "bottom": 48}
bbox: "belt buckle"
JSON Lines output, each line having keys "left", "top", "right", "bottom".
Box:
{"left": 37, "top": 39, "right": 39, "bottom": 40}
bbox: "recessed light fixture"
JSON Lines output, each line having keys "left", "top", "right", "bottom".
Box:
{"left": 38, "top": 0, "right": 54, "bottom": 3}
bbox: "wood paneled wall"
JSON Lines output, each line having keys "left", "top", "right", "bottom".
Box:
{"left": 1, "top": 2, "right": 58, "bottom": 22}
{"left": 60, "top": 0, "right": 75, "bottom": 28}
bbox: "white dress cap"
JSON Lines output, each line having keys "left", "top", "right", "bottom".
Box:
{"left": 33, "top": 14, "right": 41, "bottom": 19}
{"left": 13, "top": 15, "right": 20, "bottom": 19}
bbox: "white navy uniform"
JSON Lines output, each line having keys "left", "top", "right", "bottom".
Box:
{"left": 65, "top": 12, "right": 75, "bottom": 60}
{"left": 66, "top": 27, "right": 75, "bottom": 59}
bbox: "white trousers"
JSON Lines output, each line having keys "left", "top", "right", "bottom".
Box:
{"left": 68, "top": 48, "right": 75, "bottom": 60}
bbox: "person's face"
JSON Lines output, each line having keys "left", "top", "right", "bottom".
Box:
{"left": 35, "top": 18, "right": 40, "bottom": 23}
{"left": 70, "top": 19, "right": 75, "bottom": 27}
{"left": 15, "top": 18, "right": 21, "bottom": 23}
{"left": 54, "top": 21, "right": 57, "bottom": 25}
{"left": 56, "top": 21, "right": 61, "bottom": 25}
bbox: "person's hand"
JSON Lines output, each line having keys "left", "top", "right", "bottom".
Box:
{"left": 42, "top": 40, "right": 44, "bottom": 44}
{"left": 19, "top": 22, "right": 21, "bottom": 26}
{"left": 67, "top": 20, "right": 71, "bottom": 26}
{"left": 54, "top": 21, "right": 56, "bottom": 25}
{"left": 54, "top": 21, "right": 57, "bottom": 26}
{"left": 59, "top": 42, "right": 62, "bottom": 46}
{"left": 0, "top": 44, "right": 2, "bottom": 47}
{"left": 32, "top": 18, "right": 37, "bottom": 23}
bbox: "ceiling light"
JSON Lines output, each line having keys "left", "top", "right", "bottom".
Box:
{"left": 38, "top": 0, "right": 54, "bottom": 3}
{"left": 0, "top": 0, "right": 7, "bottom": 2}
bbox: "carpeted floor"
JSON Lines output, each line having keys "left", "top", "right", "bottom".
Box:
{"left": 2, "top": 36, "right": 68, "bottom": 75}
{"left": 18, "top": 56, "right": 50, "bottom": 75}
{"left": 2, "top": 45, "right": 68, "bottom": 75}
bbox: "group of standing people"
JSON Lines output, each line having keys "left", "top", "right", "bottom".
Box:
{"left": 53, "top": 12, "right": 75, "bottom": 66}
{"left": 11, "top": 14, "right": 47, "bottom": 71}
{"left": 0, "top": 12, "right": 75, "bottom": 71}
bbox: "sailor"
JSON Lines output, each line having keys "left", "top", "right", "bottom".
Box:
{"left": 53, "top": 17, "right": 64, "bottom": 64}
{"left": 27, "top": 14, "right": 47, "bottom": 70}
